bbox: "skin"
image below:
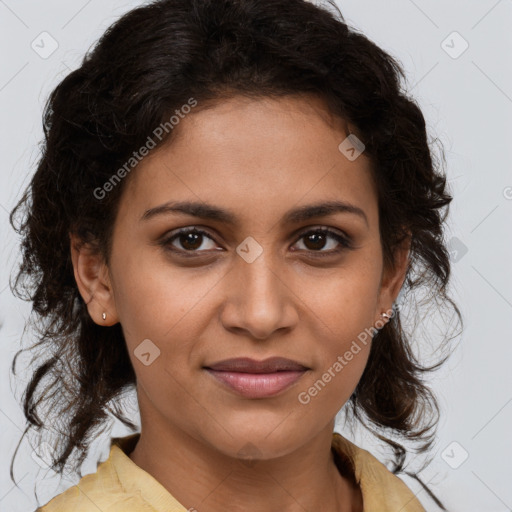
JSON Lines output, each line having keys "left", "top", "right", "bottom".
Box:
{"left": 70, "top": 94, "right": 410, "bottom": 512}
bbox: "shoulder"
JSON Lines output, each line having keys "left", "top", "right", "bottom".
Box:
{"left": 332, "top": 433, "right": 427, "bottom": 512}
{"left": 36, "top": 437, "right": 155, "bottom": 512}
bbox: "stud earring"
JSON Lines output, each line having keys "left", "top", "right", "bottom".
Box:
{"left": 102, "top": 312, "right": 107, "bottom": 321}
{"left": 381, "top": 312, "right": 390, "bottom": 320}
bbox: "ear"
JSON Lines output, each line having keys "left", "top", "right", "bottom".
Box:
{"left": 375, "top": 232, "right": 411, "bottom": 324}
{"left": 69, "top": 232, "right": 119, "bottom": 326}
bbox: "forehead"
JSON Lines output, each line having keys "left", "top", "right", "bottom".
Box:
{"left": 119, "top": 95, "right": 378, "bottom": 229}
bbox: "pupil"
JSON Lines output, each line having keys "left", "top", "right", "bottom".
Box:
{"left": 305, "top": 232, "right": 326, "bottom": 250}
{"left": 181, "top": 232, "right": 202, "bottom": 250}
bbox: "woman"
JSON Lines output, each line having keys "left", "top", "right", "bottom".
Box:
{"left": 9, "top": 0, "right": 462, "bottom": 510}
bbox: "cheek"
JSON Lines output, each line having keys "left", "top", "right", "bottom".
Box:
{"left": 110, "top": 245, "right": 223, "bottom": 346}
{"left": 306, "top": 263, "right": 381, "bottom": 347}
{"left": 297, "top": 261, "right": 379, "bottom": 406}
{"left": 297, "top": 330, "right": 372, "bottom": 415}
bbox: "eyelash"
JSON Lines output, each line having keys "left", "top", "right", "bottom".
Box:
{"left": 159, "top": 226, "right": 353, "bottom": 258}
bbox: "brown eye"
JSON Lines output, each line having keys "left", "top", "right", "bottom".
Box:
{"left": 159, "top": 226, "right": 353, "bottom": 259}
{"left": 303, "top": 232, "right": 329, "bottom": 251}
{"left": 178, "top": 231, "right": 204, "bottom": 251}
{"left": 292, "top": 228, "right": 352, "bottom": 254}
{"left": 163, "top": 228, "right": 218, "bottom": 253}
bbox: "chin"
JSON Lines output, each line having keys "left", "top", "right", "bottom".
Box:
{"left": 203, "top": 413, "right": 315, "bottom": 461}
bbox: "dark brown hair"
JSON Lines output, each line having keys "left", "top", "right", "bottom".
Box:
{"left": 9, "top": 0, "right": 462, "bottom": 509}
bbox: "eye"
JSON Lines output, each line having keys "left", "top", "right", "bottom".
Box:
{"left": 291, "top": 227, "right": 353, "bottom": 255}
{"left": 162, "top": 227, "right": 219, "bottom": 254}
{"left": 159, "top": 226, "right": 353, "bottom": 257}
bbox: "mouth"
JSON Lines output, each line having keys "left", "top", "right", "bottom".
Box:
{"left": 203, "top": 357, "right": 309, "bottom": 399}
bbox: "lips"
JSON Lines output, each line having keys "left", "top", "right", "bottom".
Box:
{"left": 204, "top": 357, "right": 309, "bottom": 399}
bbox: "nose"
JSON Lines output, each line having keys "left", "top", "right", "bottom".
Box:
{"left": 220, "top": 251, "right": 299, "bottom": 340}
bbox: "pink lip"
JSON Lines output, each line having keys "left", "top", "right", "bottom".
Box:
{"left": 204, "top": 357, "right": 309, "bottom": 399}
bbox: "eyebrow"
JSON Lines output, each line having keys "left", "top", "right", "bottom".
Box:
{"left": 140, "top": 200, "right": 368, "bottom": 227}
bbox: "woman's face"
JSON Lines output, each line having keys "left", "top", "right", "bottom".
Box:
{"left": 74, "top": 94, "right": 408, "bottom": 460}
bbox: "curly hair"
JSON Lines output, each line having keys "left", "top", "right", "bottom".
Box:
{"left": 9, "top": 0, "right": 462, "bottom": 509}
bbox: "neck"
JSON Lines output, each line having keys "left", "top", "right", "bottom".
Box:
{"left": 128, "top": 420, "right": 361, "bottom": 512}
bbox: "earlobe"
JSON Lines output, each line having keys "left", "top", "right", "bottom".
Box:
{"left": 376, "top": 233, "right": 411, "bottom": 323}
{"left": 69, "top": 233, "right": 119, "bottom": 326}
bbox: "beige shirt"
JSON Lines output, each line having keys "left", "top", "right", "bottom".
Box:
{"left": 37, "top": 432, "right": 426, "bottom": 511}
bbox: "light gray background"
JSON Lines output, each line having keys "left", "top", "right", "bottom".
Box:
{"left": 1, "top": 1, "right": 511, "bottom": 511}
